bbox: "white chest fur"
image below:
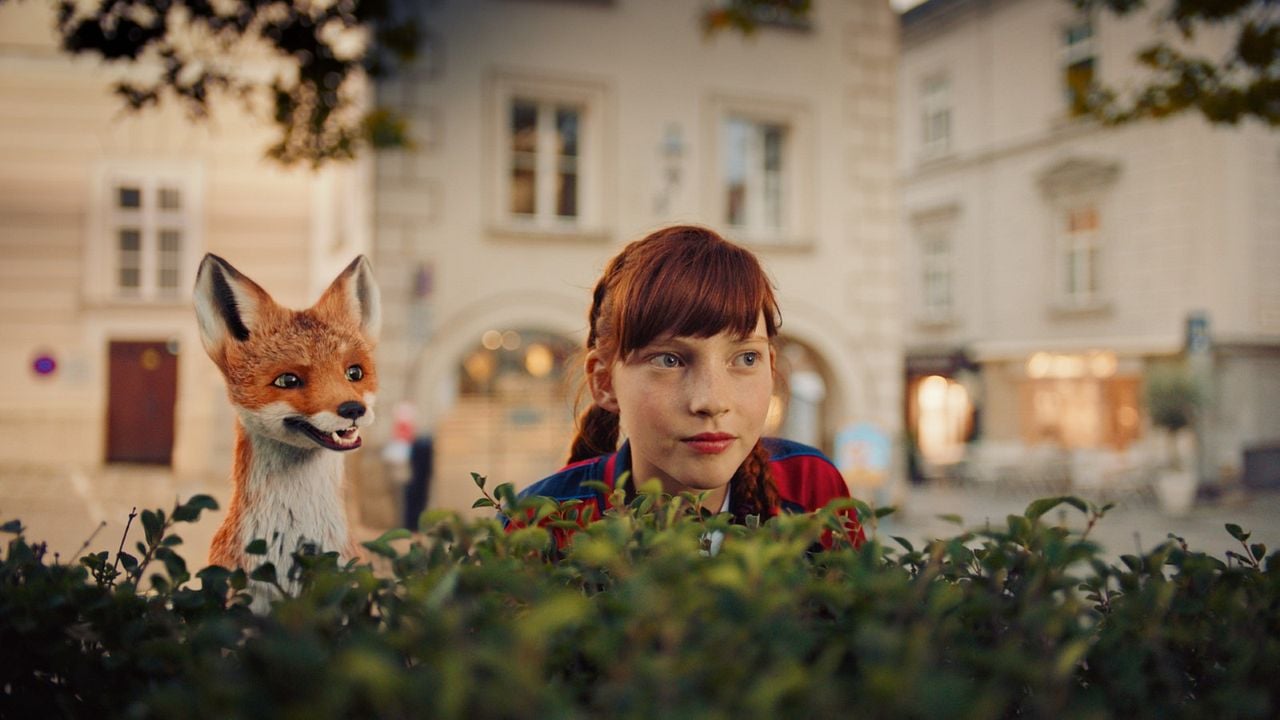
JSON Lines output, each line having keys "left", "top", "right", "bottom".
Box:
{"left": 240, "top": 436, "right": 350, "bottom": 593}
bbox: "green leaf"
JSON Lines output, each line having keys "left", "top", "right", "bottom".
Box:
{"left": 374, "top": 528, "right": 412, "bottom": 544}
{"left": 1024, "top": 496, "right": 1086, "bottom": 521}
{"left": 874, "top": 506, "right": 897, "bottom": 520}
{"left": 1, "top": 519, "right": 23, "bottom": 534}
{"left": 892, "top": 536, "right": 915, "bottom": 553}
{"left": 245, "top": 538, "right": 269, "bottom": 556}
{"left": 471, "top": 472, "right": 487, "bottom": 490}
{"left": 141, "top": 509, "right": 163, "bottom": 546}
{"left": 172, "top": 494, "right": 219, "bottom": 522}
{"left": 118, "top": 551, "right": 139, "bottom": 570}
{"left": 936, "top": 513, "right": 964, "bottom": 526}
{"left": 472, "top": 497, "right": 496, "bottom": 509}
{"left": 1251, "top": 543, "right": 1266, "bottom": 562}
{"left": 250, "top": 563, "right": 277, "bottom": 583}
{"left": 1225, "top": 523, "right": 1250, "bottom": 542}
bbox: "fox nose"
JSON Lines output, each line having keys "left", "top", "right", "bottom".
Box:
{"left": 337, "top": 401, "right": 366, "bottom": 420}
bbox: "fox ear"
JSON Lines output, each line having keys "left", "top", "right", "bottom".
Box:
{"left": 193, "top": 254, "right": 271, "bottom": 358}
{"left": 316, "top": 255, "right": 381, "bottom": 345}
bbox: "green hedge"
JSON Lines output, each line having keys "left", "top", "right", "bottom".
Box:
{"left": 2, "top": 478, "right": 1277, "bottom": 719}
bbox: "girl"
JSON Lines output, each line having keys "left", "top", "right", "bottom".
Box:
{"left": 515, "top": 225, "right": 864, "bottom": 547}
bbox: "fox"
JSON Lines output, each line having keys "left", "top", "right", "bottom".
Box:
{"left": 193, "top": 254, "right": 380, "bottom": 604}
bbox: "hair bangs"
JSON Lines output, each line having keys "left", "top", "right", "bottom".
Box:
{"left": 616, "top": 233, "right": 779, "bottom": 357}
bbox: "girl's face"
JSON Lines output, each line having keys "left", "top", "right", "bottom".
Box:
{"left": 589, "top": 313, "right": 774, "bottom": 508}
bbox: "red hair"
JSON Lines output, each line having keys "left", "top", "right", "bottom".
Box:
{"left": 569, "top": 225, "right": 782, "bottom": 518}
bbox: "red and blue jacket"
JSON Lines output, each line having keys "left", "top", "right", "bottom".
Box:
{"left": 511, "top": 437, "right": 865, "bottom": 549}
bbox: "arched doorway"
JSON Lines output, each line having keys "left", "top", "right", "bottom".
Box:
{"left": 770, "top": 336, "right": 840, "bottom": 454}
{"left": 432, "top": 327, "right": 579, "bottom": 511}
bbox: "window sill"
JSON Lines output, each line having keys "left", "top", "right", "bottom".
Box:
{"left": 728, "top": 230, "right": 816, "bottom": 253}
{"left": 915, "top": 313, "right": 958, "bottom": 331}
{"left": 83, "top": 293, "right": 190, "bottom": 310}
{"left": 486, "top": 222, "right": 612, "bottom": 244}
{"left": 1047, "top": 299, "right": 1112, "bottom": 319}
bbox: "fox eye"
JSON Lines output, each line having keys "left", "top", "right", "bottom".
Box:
{"left": 273, "top": 373, "right": 302, "bottom": 389}
{"left": 346, "top": 365, "right": 364, "bottom": 382}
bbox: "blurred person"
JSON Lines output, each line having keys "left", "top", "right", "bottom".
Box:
{"left": 511, "top": 225, "right": 864, "bottom": 549}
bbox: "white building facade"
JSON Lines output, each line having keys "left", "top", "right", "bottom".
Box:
{"left": 0, "top": 3, "right": 372, "bottom": 482}
{"left": 899, "top": 0, "right": 1280, "bottom": 494}
{"left": 371, "top": 0, "right": 903, "bottom": 512}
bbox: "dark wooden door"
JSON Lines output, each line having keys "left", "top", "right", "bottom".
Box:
{"left": 106, "top": 340, "right": 177, "bottom": 465}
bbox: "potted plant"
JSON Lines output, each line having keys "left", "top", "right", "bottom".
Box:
{"left": 1144, "top": 362, "right": 1203, "bottom": 515}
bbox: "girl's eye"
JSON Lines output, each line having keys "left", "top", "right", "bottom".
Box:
{"left": 648, "top": 353, "right": 682, "bottom": 369}
{"left": 735, "top": 351, "right": 762, "bottom": 368}
{"left": 273, "top": 373, "right": 302, "bottom": 389}
{"left": 346, "top": 365, "right": 364, "bottom": 382}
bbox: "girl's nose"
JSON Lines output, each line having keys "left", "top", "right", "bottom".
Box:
{"left": 688, "top": 367, "right": 731, "bottom": 417}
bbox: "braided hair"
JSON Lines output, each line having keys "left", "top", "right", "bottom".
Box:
{"left": 567, "top": 225, "right": 782, "bottom": 519}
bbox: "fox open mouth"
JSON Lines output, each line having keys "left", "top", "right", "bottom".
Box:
{"left": 285, "top": 418, "right": 362, "bottom": 451}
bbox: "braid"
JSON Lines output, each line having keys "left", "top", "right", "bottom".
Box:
{"left": 731, "top": 441, "right": 779, "bottom": 521}
{"left": 567, "top": 271, "right": 621, "bottom": 464}
{"left": 567, "top": 404, "right": 620, "bottom": 464}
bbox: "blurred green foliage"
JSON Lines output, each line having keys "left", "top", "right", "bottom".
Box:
{"left": 2, "top": 487, "right": 1277, "bottom": 719}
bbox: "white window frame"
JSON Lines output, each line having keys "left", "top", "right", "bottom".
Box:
{"left": 84, "top": 161, "right": 203, "bottom": 305}
{"left": 910, "top": 205, "right": 960, "bottom": 325}
{"left": 1057, "top": 203, "right": 1102, "bottom": 308}
{"left": 1037, "top": 158, "right": 1119, "bottom": 315}
{"left": 920, "top": 228, "right": 954, "bottom": 320}
{"left": 920, "top": 74, "right": 952, "bottom": 160}
{"left": 706, "top": 94, "right": 813, "bottom": 248}
{"left": 487, "top": 70, "right": 610, "bottom": 239}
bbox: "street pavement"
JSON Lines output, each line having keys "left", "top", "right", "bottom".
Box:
{"left": 877, "top": 481, "right": 1280, "bottom": 562}
{"left": 2, "top": 464, "right": 1277, "bottom": 570}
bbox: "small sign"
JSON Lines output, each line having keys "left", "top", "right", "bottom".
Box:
{"left": 834, "top": 422, "right": 891, "bottom": 490}
{"left": 1186, "top": 311, "right": 1210, "bottom": 354}
{"left": 32, "top": 352, "right": 57, "bottom": 377}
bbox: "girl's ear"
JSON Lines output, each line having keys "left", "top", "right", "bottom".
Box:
{"left": 585, "top": 350, "right": 619, "bottom": 413}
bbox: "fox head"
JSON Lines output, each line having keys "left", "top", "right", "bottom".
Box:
{"left": 194, "top": 254, "right": 381, "bottom": 452}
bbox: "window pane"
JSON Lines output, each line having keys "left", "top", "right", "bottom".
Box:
{"left": 158, "top": 229, "right": 182, "bottom": 292}
{"left": 511, "top": 169, "right": 535, "bottom": 215}
{"left": 557, "top": 171, "right": 578, "bottom": 218}
{"left": 119, "top": 228, "right": 141, "bottom": 252}
{"left": 556, "top": 107, "right": 579, "bottom": 158}
{"left": 723, "top": 117, "right": 750, "bottom": 226}
{"left": 761, "top": 124, "right": 785, "bottom": 229}
{"left": 118, "top": 186, "right": 141, "bottom": 209}
{"left": 511, "top": 100, "right": 538, "bottom": 153}
{"left": 159, "top": 187, "right": 181, "bottom": 210}
{"left": 118, "top": 228, "right": 141, "bottom": 291}
{"left": 510, "top": 99, "right": 538, "bottom": 216}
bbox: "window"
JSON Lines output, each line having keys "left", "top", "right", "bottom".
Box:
{"left": 710, "top": 0, "right": 811, "bottom": 31}
{"left": 1021, "top": 351, "right": 1140, "bottom": 450}
{"left": 722, "top": 116, "right": 787, "bottom": 235}
{"left": 920, "top": 75, "right": 951, "bottom": 158}
{"left": 920, "top": 229, "right": 953, "bottom": 320}
{"left": 490, "top": 72, "right": 608, "bottom": 236}
{"left": 100, "top": 172, "right": 199, "bottom": 301}
{"left": 1063, "top": 20, "right": 1096, "bottom": 117}
{"left": 1036, "top": 157, "right": 1119, "bottom": 313}
{"left": 509, "top": 99, "right": 581, "bottom": 221}
{"left": 910, "top": 205, "right": 959, "bottom": 324}
{"left": 1059, "top": 205, "right": 1100, "bottom": 307}
{"left": 711, "top": 96, "right": 811, "bottom": 246}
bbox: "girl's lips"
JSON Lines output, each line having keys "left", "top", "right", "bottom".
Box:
{"left": 683, "top": 433, "right": 736, "bottom": 454}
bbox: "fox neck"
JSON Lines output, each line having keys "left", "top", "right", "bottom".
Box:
{"left": 229, "top": 421, "right": 351, "bottom": 573}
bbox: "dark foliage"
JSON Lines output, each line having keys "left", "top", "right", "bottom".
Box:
{"left": 2, "top": 484, "right": 1277, "bottom": 718}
